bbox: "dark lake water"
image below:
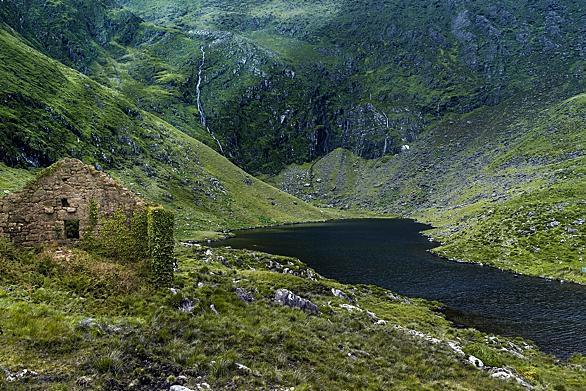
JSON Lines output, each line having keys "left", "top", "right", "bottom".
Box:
{"left": 212, "top": 219, "right": 586, "bottom": 359}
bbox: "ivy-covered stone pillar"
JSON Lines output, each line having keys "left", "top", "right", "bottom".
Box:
{"left": 147, "top": 206, "right": 175, "bottom": 286}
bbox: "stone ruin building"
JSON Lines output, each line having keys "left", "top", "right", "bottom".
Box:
{"left": 0, "top": 158, "right": 145, "bottom": 246}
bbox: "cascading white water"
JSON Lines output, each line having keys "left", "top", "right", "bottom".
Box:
{"left": 196, "top": 46, "right": 224, "bottom": 154}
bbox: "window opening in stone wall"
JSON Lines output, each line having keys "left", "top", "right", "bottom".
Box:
{"left": 61, "top": 198, "right": 70, "bottom": 207}
{"left": 64, "top": 219, "right": 80, "bottom": 239}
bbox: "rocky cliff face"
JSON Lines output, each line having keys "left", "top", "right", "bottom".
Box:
{"left": 114, "top": 0, "right": 586, "bottom": 172}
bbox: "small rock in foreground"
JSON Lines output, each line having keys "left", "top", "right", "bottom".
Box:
{"left": 235, "top": 287, "right": 255, "bottom": 303}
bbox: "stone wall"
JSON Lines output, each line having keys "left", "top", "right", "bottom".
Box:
{"left": 0, "top": 159, "right": 145, "bottom": 246}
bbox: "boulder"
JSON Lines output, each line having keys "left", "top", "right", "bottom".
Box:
{"left": 468, "top": 355, "right": 484, "bottom": 368}
{"left": 76, "top": 376, "right": 93, "bottom": 387}
{"left": 170, "top": 386, "right": 194, "bottom": 391}
{"left": 274, "top": 289, "right": 319, "bottom": 315}
{"left": 170, "top": 381, "right": 212, "bottom": 391}
{"left": 488, "top": 368, "right": 533, "bottom": 389}
{"left": 179, "top": 299, "right": 196, "bottom": 313}
{"left": 78, "top": 318, "right": 100, "bottom": 330}
{"left": 6, "top": 369, "right": 38, "bottom": 382}
{"left": 235, "top": 363, "right": 251, "bottom": 374}
{"left": 331, "top": 288, "right": 352, "bottom": 302}
{"left": 547, "top": 220, "right": 560, "bottom": 228}
{"left": 340, "top": 304, "right": 362, "bottom": 312}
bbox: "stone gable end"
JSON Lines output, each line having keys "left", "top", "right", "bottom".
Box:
{"left": 0, "top": 158, "right": 145, "bottom": 246}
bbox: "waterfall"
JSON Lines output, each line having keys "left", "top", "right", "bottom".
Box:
{"left": 196, "top": 46, "right": 224, "bottom": 154}
{"left": 382, "top": 136, "right": 388, "bottom": 156}
{"left": 382, "top": 111, "right": 390, "bottom": 157}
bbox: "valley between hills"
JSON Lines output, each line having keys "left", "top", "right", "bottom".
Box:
{"left": 0, "top": 0, "right": 585, "bottom": 390}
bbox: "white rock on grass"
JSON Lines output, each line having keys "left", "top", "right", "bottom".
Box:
{"left": 6, "top": 369, "right": 38, "bottom": 382}
{"left": 170, "top": 383, "right": 212, "bottom": 391}
{"left": 339, "top": 304, "right": 362, "bottom": 312}
{"left": 468, "top": 355, "right": 484, "bottom": 368}
{"left": 274, "top": 289, "right": 319, "bottom": 315}
{"left": 489, "top": 368, "right": 533, "bottom": 389}
{"left": 235, "top": 363, "right": 251, "bottom": 374}
{"left": 170, "top": 386, "right": 194, "bottom": 391}
{"left": 331, "top": 288, "right": 352, "bottom": 302}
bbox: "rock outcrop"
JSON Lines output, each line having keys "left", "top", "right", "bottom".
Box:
{"left": 274, "top": 289, "right": 319, "bottom": 315}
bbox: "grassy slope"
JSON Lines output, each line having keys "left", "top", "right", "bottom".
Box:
{"left": 3, "top": 0, "right": 584, "bottom": 176}
{"left": 1, "top": 0, "right": 330, "bottom": 172}
{"left": 271, "top": 92, "right": 586, "bottom": 283}
{"left": 0, "top": 26, "right": 332, "bottom": 239}
{"left": 0, "top": 164, "right": 34, "bottom": 194}
{"left": 1, "top": 240, "right": 585, "bottom": 390}
{"left": 422, "top": 95, "right": 586, "bottom": 282}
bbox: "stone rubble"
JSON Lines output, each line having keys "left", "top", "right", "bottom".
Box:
{"left": 5, "top": 368, "right": 39, "bottom": 383}
{"left": 235, "top": 287, "right": 255, "bottom": 303}
{"left": 394, "top": 325, "right": 533, "bottom": 389}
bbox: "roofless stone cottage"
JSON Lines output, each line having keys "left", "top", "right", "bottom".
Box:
{"left": 0, "top": 158, "right": 145, "bottom": 245}
{"left": 0, "top": 158, "right": 176, "bottom": 285}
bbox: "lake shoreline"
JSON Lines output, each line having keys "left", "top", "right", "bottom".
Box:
{"left": 211, "top": 219, "right": 586, "bottom": 359}
{"left": 192, "top": 214, "right": 586, "bottom": 287}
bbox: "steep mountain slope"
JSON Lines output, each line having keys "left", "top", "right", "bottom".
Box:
{"left": 0, "top": 26, "right": 330, "bottom": 239}
{"left": 0, "top": 0, "right": 584, "bottom": 280}
{"left": 118, "top": 0, "right": 586, "bottom": 172}
{"left": 272, "top": 90, "right": 586, "bottom": 282}
{"left": 3, "top": 0, "right": 583, "bottom": 174}
{"left": 0, "top": 0, "right": 326, "bottom": 172}
{"left": 0, "top": 0, "right": 218, "bottom": 146}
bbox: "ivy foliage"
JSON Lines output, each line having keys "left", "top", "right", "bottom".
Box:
{"left": 147, "top": 206, "right": 175, "bottom": 287}
{"left": 81, "top": 205, "right": 174, "bottom": 286}
{"left": 83, "top": 209, "right": 135, "bottom": 261}
{"left": 88, "top": 198, "right": 99, "bottom": 230}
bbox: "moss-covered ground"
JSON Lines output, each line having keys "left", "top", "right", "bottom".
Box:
{"left": 1, "top": 240, "right": 585, "bottom": 390}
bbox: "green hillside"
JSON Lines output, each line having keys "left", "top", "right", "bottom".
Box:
{"left": 118, "top": 0, "right": 586, "bottom": 172}
{"left": 0, "top": 0, "right": 583, "bottom": 289}
{"left": 3, "top": 0, "right": 583, "bottom": 174}
{"left": 0, "top": 26, "right": 330, "bottom": 239}
{"left": 2, "top": 240, "right": 586, "bottom": 390}
{"left": 1, "top": 0, "right": 586, "bottom": 389}
{"left": 272, "top": 92, "right": 586, "bottom": 283}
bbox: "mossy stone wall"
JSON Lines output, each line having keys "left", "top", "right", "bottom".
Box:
{"left": 0, "top": 158, "right": 144, "bottom": 245}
